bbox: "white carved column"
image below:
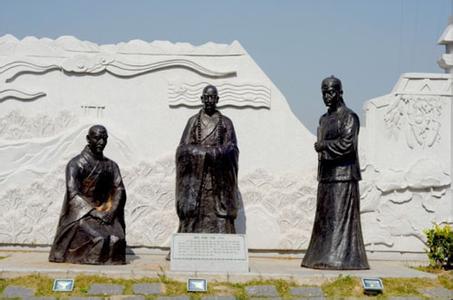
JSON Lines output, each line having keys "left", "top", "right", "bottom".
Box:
{"left": 438, "top": 16, "right": 453, "bottom": 218}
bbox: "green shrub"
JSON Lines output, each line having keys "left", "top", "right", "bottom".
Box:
{"left": 424, "top": 224, "right": 453, "bottom": 269}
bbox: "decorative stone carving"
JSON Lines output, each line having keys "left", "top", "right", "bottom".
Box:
{"left": 385, "top": 95, "right": 443, "bottom": 149}
{"left": 0, "top": 58, "right": 236, "bottom": 82}
{"left": 0, "top": 35, "right": 450, "bottom": 257}
{"left": 0, "top": 89, "right": 46, "bottom": 102}
{"left": 0, "top": 110, "right": 77, "bottom": 140}
{"left": 169, "top": 82, "right": 271, "bottom": 108}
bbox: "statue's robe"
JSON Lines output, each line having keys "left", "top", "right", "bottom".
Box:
{"left": 302, "top": 102, "right": 369, "bottom": 270}
{"left": 49, "top": 146, "right": 126, "bottom": 265}
{"left": 176, "top": 110, "right": 239, "bottom": 233}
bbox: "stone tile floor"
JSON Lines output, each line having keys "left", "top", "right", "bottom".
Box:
{"left": 0, "top": 250, "right": 451, "bottom": 299}
{"left": 2, "top": 283, "right": 453, "bottom": 299}
{"left": 0, "top": 251, "right": 435, "bottom": 283}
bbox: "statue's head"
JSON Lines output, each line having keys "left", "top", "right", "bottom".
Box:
{"left": 201, "top": 85, "right": 219, "bottom": 116}
{"left": 321, "top": 75, "right": 343, "bottom": 109}
{"left": 86, "top": 125, "right": 108, "bottom": 156}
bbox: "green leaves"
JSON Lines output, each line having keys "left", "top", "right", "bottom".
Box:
{"left": 424, "top": 224, "right": 453, "bottom": 269}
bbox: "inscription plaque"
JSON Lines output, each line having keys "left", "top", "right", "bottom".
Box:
{"left": 170, "top": 233, "right": 249, "bottom": 273}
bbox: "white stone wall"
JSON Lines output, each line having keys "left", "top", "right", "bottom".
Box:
{"left": 359, "top": 73, "right": 452, "bottom": 253}
{"left": 0, "top": 36, "right": 450, "bottom": 255}
{"left": 0, "top": 35, "right": 317, "bottom": 249}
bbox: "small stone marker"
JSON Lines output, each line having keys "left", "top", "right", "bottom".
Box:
{"left": 171, "top": 233, "right": 248, "bottom": 273}
{"left": 110, "top": 296, "right": 145, "bottom": 300}
{"left": 290, "top": 287, "right": 325, "bottom": 298}
{"left": 88, "top": 283, "right": 124, "bottom": 295}
{"left": 201, "top": 296, "right": 236, "bottom": 300}
{"left": 245, "top": 285, "right": 279, "bottom": 297}
{"left": 2, "top": 286, "right": 35, "bottom": 298}
{"left": 420, "top": 287, "right": 453, "bottom": 299}
{"left": 69, "top": 297, "right": 103, "bottom": 300}
{"left": 156, "top": 296, "right": 190, "bottom": 300}
{"left": 23, "top": 297, "right": 56, "bottom": 300}
{"left": 387, "top": 297, "right": 422, "bottom": 300}
{"left": 133, "top": 283, "right": 163, "bottom": 295}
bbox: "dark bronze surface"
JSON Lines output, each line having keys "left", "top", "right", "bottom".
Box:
{"left": 49, "top": 125, "right": 127, "bottom": 265}
{"left": 302, "top": 76, "right": 369, "bottom": 270}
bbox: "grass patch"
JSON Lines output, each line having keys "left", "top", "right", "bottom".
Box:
{"left": 0, "top": 274, "right": 53, "bottom": 296}
{"left": 381, "top": 277, "right": 437, "bottom": 298}
{"left": 415, "top": 265, "right": 444, "bottom": 274}
{"left": 321, "top": 275, "right": 446, "bottom": 299}
{"left": 414, "top": 265, "right": 453, "bottom": 290}
{"left": 322, "top": 275, "right": 363, "bottom": 298}
{"left": 438, "top": 271, "right": 453, "bottom": 289}
{"left": 231, "top": 278, "right": 299, "bottom": 299}
{"left": 0, "top": 256, "right": 7, "bottom": 260}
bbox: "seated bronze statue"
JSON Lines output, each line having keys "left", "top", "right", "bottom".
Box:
{"left": 176, "top": 85, "right": 239, "bottom": 233}
{"left": 49, "top": 125, "right": 127, "bottom": 265}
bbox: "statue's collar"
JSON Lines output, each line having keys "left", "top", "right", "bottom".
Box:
{"left": 327, "top": 102, "right": 345, "bottom": 114}
{"left": 82, "top": 145, "right": 104, "bottom": 161}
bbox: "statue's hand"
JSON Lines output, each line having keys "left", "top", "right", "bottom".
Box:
{"left": 102, "top": 212, "right": 115, "bottom": 224}
{"left": 205, "top": 146, "right": 220, "bottom": 160}
{"left": 187, "top": 145, "right": 206, "bottom": 157}
{"left": 90, "top": 210, "right": 105, "bottom": 221}
{"left": 314, "top": 141, "right": 325, "bottom": 152}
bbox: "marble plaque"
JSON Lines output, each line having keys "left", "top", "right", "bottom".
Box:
{"left": 170, "top": 233, "right": 249, "bottom": 273}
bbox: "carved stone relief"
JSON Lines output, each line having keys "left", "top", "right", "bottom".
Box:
{"left": 0, "top": 89, "right": 46, "bottom": 103}
{"left": 360, "top": 158, "right": 450, "bottom": 251}
{"left": 384, "top": 95, "right": 443, "bottom": 149}
{"left": 0, "top": 58, "right": 236, "bottom": 82}
{"left": 169, "top": 82, "right": 271, "bottom": 109}
{"left": 0, "top": 110, "right": 77, "bottom": 140}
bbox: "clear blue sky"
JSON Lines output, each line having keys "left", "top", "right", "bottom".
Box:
{"left": 0, "top": 0, "right": 451, "bottom": 133}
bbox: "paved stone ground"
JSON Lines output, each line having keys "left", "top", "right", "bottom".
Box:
{"left": 0, "top": 250, "right": 436, "bottom": 284}
{"left": 88, "top": 284, "right": 124, "bottom": 296}
{"left": 0, "top": 249, "right": 451, "bottom": 299}
{"left": 245, "top": 285, "right": 279, "bottom": 297}
{"left": 290, "top": 286, "right": 325, "bottom": 298}
{"left": 1, "top": 283, "right": 453, "bottom": 299}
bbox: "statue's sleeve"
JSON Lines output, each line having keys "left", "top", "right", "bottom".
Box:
{"left": 109, "top": 162, "right": 126, "bottom": 215}
{"left": 179, "top": 116, "right": 196, "bottom": 145}
{"left": 210, "top": 116, "right": 238, "bottom": 158}
{"left": 222, "top": 117, "right": 238, "bottom": 149}
{"left": 321, "top": 112, "right": 359, "bottom": 161}
{"left": 176, "top": 116, "right": 205, "bottom": 219}
{"left": 65, "top": 159, "right": 94, "bottom": 221}
{"left": 211, "top": 117, "right": 239, "bottom": 218}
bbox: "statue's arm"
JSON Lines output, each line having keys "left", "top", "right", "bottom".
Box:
{"left": 65, "top": 160, "right": 94, "bottom": 220}
{"left": 209, "top": 116, "right": 238, "bottom": 159}
{"left": 320, "top": 112, "right": 359, "bottom": 160}
{"left": 179, "top": 116, "right": 197, "bottom": 146}
{"left": 102, "top": 162, "right": 126, "bottom": 224}
{"left": 223, "top": 118, "right": 238, "bottom": 147}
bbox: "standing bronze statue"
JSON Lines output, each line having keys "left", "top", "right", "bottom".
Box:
{"left": 176, "top": 85, "right": 239, "bottom": 233}
{"left": 49, "top": 125, "right": 127, "bottom": 265}
{"left": 302, "top": 76, "right": 369, "bottom": 270}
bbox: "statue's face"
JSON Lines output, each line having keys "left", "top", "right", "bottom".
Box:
{"left": 322, "top": 81, "right": 341, "bottom": 108}
{"left": 87, "top": 127, "right": 108, "bottom": 155}
{"left": 201, "top": 86, "right": 219, "bottom": 115}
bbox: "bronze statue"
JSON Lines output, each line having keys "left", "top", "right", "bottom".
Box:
{"left": 175, "top": 85, "right": 239, "bottom": 233}
{"left": 302, "top": 76, "right": 369, "bottom": 270}
{"left": 49, "top": 125, "right": 127, "bottom": 265}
